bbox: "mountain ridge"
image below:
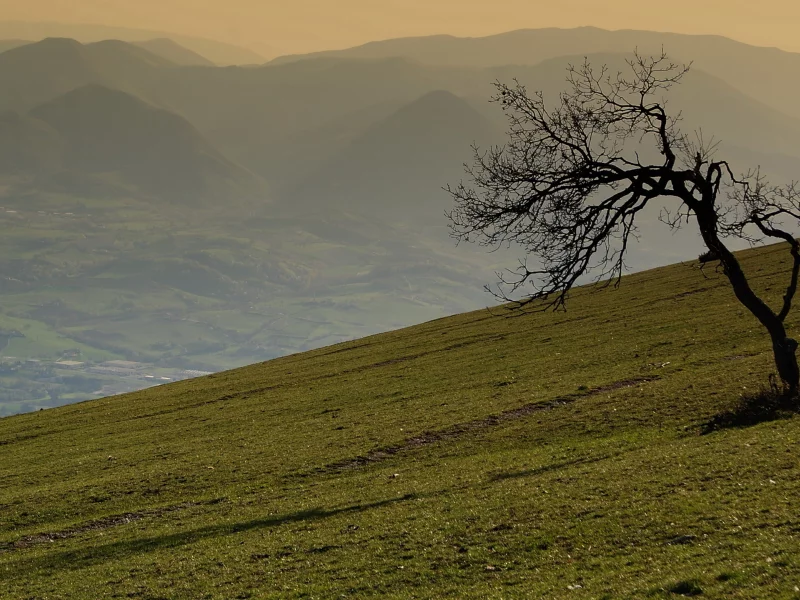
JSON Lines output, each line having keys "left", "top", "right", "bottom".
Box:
{"left": 20, "top": 83, "right": 267, "bottom": 202}
{"left": 270, "top": 26, "right": 800, "bottom": 120}
{"left": 0, "top": 20, "right": 267, "bottom": 64}
{"left": 0, "top": 37, "right": 173, "bottom": 112}
{"left": 132, "top": 38, "right": 215, "bottom": 66}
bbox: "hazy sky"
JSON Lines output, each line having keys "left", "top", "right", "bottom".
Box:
{"left": 2, "top": 0, "right": 799, "bottom": 56}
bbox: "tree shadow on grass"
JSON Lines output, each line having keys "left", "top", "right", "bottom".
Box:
{"left": 7, "top": 493, "right": 418, "bottom": 574}
{"left": 489, "top": 454, "right": 614, "bottom": 483}
{"left": 701, "top": 381, "right": 798, "bottom": 435}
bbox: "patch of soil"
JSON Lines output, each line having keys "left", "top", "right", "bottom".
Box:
{"left": 327, "top": 376, "right": 659, "bottom": 471}
{"left": 723, "top": 353, "right": 760, "bottom": 361}
{"left": 675, "top": 287, "right": 711, "bottom": 299}
{"left": 1, "top": 500, "right": 207, "bottom": 553}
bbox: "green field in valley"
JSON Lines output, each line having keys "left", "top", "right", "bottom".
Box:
{"left": 1, "top": 242, "right": 799, "bottom": 598}
{"left": 0, "top": 189, "right": 501, "bottom": 415}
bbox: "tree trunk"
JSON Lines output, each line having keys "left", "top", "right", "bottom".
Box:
{"left": 772, "top": 335, "right": 799, "bottom": 396}
{"left": 695, "top": 207, "right": 800, "bottom": 396}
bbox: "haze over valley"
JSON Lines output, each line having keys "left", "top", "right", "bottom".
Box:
{"left": 1, "top": 25, "right": 800, "bottom": 414}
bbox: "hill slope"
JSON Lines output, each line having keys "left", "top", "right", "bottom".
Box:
{"left": 132, "top": 38, "right": 215, "bottom": 67}
{"left": 0, "top": 110, "right": 63, "bottom": 174}
{"left": 287, "top": 90, "right": 500, "bottom": 220}
{"left": 1, "top": 243, "right": 798, "bottom": 598}
{"left": 0, "top": 39, "right": 29, "bottom": 53}
{"left": 0, "top": 37, "right": 173, "bottom": 112}
{"left": 27, "top": 84, "right": 265, "bottom": 202}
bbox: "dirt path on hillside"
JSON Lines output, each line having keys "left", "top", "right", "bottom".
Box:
{"left": 0, "top": 500, "right": 210, "bottom": 554}
{"left": 326, "top": 376, "right": 660, "bottom": 472}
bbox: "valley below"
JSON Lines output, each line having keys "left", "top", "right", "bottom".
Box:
{"left": 0, "top": 187, "right": 504, "bottom": 415}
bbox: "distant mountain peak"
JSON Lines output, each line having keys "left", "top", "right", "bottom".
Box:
{"left": 0, "top": 20, "right": 265, "bottom": 65}
{"left": 27, "top": 84, "right": 266, "bottom": 203}
{"left": 288, "top": 88, "right": 499, "bottom": 218}
{"left": 371, "top": 90, "right": 491, "bottom": 139}
{"left": 3, "top": 36, "right": 84, "bottom": 57}
{"left": 397, "top": 89, "right": 477, "bottom": 112}
{"left": 0, "top": 36, "right": 177, "bottom": 113}
{"left": 33, "top": 36, "right": 82, "bottom": 47}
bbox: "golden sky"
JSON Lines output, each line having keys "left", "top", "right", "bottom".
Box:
{"left": 1, "top": 0, "right": 799, "bottom": 56}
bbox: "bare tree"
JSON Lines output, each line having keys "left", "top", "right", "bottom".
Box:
{"left": 447, "top": 51, "right": 800, "bottom": 396}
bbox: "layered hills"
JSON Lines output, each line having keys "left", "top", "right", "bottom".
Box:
{"left": 28, "top": 84, "right": 264, "bottom": 202}
{"left": 1, "top": 243, "right": 798, "bottom": 597}
{"left": 0, "top": 20, "right": 265, "bottom": 64}
{"left": 0, "top": 37, "right": 172, "bottom": 113}
{"left": 134, "top": 54, "right": 800, "bottom": 189}
{"left": 481, "top": 55, "right": 800, "bottom": 168}
{"left": 0, "top": 37, "right": 218, "bottom": 67}
{"left": 289, "top": 90, "right": 499, "bottom": 220}
{"left": 0, "top": 84, "right": 264, "bottom": 202}
{"left": 271, "top": 26, "right": 800, "bottom": 120}
{"left": 4, "top": 37, "right": 799, "bottom": 185}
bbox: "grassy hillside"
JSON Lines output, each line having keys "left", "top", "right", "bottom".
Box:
{"left": 1, "top": 242, "right": 799, "bottom": 598}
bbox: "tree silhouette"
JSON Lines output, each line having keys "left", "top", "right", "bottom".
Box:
{"left": 448, "top": 51, "right": 800, "bottom": 396}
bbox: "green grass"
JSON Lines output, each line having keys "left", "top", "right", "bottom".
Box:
{"left": 1, "top": 243, "right": 799, "bottom": 598}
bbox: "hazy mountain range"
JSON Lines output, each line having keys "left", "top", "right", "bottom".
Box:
{"left": 23, "top": 84, "right": 265, "bottom": 202}
{"left": 270, "top": 26, "right": 800, "bottom": 121}
{"left": 1, "top": 27, "right": 799, "bottom": 413}
{"left": 0, "top": 21, "right": 266, "bottom": 64}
